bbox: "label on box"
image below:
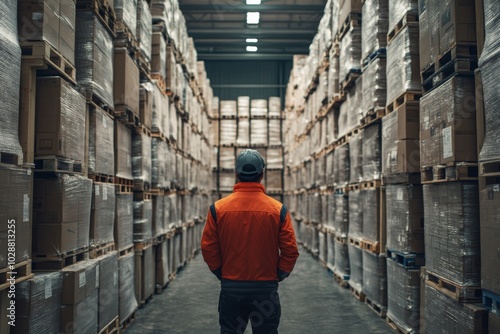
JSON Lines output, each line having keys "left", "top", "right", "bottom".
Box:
{"left": 79, "top": 272, "right": 86, "bottom": 288}
{"left": 45, "top": 277, "right": 52, "bottom": 299}
{"left": 23, "top": 194, "right": 30, "bottom": 223}
{"left": 95, "top": 266, "right": 100, "bottom": 288}
{"left": 442, "top": 126, "right": 453, "bottom": 159}
{"left": 95, "top": 184, "right": 100, "bottom": 196}
{"left": 102, "top": 113, "right": 107, "bottom": 128}
{"left": 127, "top": 203, "right": 132, "bottom": 215}
{"left": 397, "top": 188, "right": 404, "bottom": 201}
{"left": 103, "top": 186, "right": 108, "bottom": 201}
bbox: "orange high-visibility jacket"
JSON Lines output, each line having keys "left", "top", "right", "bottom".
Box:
{"left": 201, "top": 182, "right": 299, "bottom": 282}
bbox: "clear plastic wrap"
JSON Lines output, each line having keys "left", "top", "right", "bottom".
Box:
{"left": 139, "top": 246, "right": 155, "bottom": 303}
{"left": 137, "top": 0, "right": 152, "bottom": 62}
{"left": 478, "top": 0, "right": 500, "bottom": 162}
{"left": 132, "top": 132, "right": 152, "bottom": 185}
{"left": 35, "top": 77, "right": 86, "bottom": 162}
{"left": 386, "top": 24, "right": 421, "bottom": 104}
{"left": 420, "top": 76, "right": 476, "bottom": 166}
{"left": 169, "top": 193, "right": 180, "bottom": 228}
{"left": 0, "top": 0, "right": 23, "bottom": 163}
{"left": 134, "top": 198, "right": 153, "bottom": 242}
{"left": 115, "top": 120, "right": 133, "bottom": 180}
{"left": 339, "top": 26, "right": 362, "bottom": 82}
{"left": 114, "top": 0, "right": 137, "bottom": 39}
{"left": 90, "top": 183, "right": 116, "bottom": 246}
{"left": 156, "top": 238, "right": 170, "bottom": 287}
{"left": 119, "top": 252, "right": 138, "bottom": 322}
{"left": 0, "top": 165, "right": 31, "bottom": 266}
{"left": 152, "top": 82, "right": 166, "bottom": 134}
{"left": 310, "top": 193, "right": 322, "bottom": 224}
{"left": 328, "top": 46, "right": 340, "bottom": 100}
{"left": 348, "top": 244, "right": 363, "bottom": 292}
{"left": 386, "top": 184, "right": 424, "bottom": 253}
{"left": 348, "top": 189, "right": 363, "bottom": 239}
{"left": 389, "top": 0, "right": 419, "bottom": 32}
{"left": 326, "top": 151, "right": 334, "bottom": 186}
{"left": 75, "top": 11, "right": 114, "bottom": 107}
{"left": 220, "top": 119, "right": 237, "bottom": 146}
{"left": 327, "top": 233, "right": 336, "bottom": 269}
{"left": 152, "top": 138, "right": 168, "bottom": 189}
{"left": 480, "top": 184, "right": 500, "bottom": 295}
{"left": 269, "top": 97, "right": 281, "bottom": 118}
{"left": 362, "top": 188, "right": 381, "bottom": 242}
{"left": 349, "top": 130, "right": 363, "bottom": 183}
{"left": 424, "top": 284, "right": 489, "bottom": 334}
{"left": 362, "top": 123, "right": 381, "bottom": 181}
{"left": 387, "top": 259, "right": 421, "bottom": 333}
{"left": 269, "top": 119, "right": 282, "bottom": 146}
{"left": 219, "top": 147, "right": 235, "bottom": 171}
{"left": 363, "top": 251, "right": 388, "bottom": 307}
{"left": 362, "top": 0, "right": 389, "bottom": 61}
{"left": 334, "top": 239, "right": 350, "bottom": 278}
{"left": 319, "top": 231, "right": 327, "bottom": 264}
{"left": 331, "top": 0, "right": 340, "bottom": 35}
{"left": 251, "top": 99, "right": 268, "bottom": 117}
{"left": 33, "top": 174, "right": 92, "bottom": 253}
{"left": 98, "top": 251, "right": 119, "bottom": 332}
{"left": 362, "top": 57, "right": 387, "bottom": 117}
{"left": 236, "top": 119, "right": 250, "bottom": 146}
{"left": 220, "top": 100, "right": 237, "bottom": 118}
{"left": 89, "top": 106, "right": 114, "bottom": 176}
{"left": 423, "top": 182, "right": 480, "bottom": 286}
{"left": 237, "top": 96, "right": 250, "bottom": 117}
{"left": 153, "top": 195, "right": 164, "bottom": 237}
{"left": 152, "top": 32, "right": 166, "bottom": 78}
{"left": 15, "top": 271, "right": 63, "bottom": 334}
{"left": 267, "top": 148, "right": 283, "bottom": 169}
{"left": 251, "top": 119, "right": 268, "bottom": 146}
{"left": 334, "top": 143, "right": 350, "bottom": 186}
{"left": 115, "top": 194, "right": 133, "bottom": 251}
{"left": 334, "top": 194, "right": 349, "bottom": 236}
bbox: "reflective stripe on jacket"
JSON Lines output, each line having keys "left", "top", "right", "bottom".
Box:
{"left": 201, "top": 182, "right": 299, "bottom": 282}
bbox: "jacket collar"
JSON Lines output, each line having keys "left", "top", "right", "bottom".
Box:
{"left": 233, "top": 182, "right": 266, "bottom": 193}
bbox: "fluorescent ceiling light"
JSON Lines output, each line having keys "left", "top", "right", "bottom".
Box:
{"left": 246, "top": 46, "right": 258, "bottom": 52}
{"left": 246, "top": 0, "right": 261, "bottom": 4}
{"left": 246, "top": 12, "right": 260, "bottom": 24}
{"left": 246, "top": 38, "right": 258, "bottom": 43}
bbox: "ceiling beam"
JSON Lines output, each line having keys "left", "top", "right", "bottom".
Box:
{"left": 193, "top": 39, "right": 312, "bottom": 46}
{"left": 187, "top": 28, "right": 317, "bottom": 39}
{"left": 179, "top": 4, "right": 325, "bottom": 13}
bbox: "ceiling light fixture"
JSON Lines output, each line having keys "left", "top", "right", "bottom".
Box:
{"left": 246, "top": 0, "right": 261, "bottom": 4}
{"left": 246, "top": 46, "right": 258, "bottom": 52}
{"left": 246, "top": 38, "right": 258, "bottom": 43}
{"left": 246, "top": 12, "right": 260, "bottom": 24}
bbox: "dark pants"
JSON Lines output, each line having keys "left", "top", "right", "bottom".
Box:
{"left": 219, "top": 288, "right": 281, "bottom": 334}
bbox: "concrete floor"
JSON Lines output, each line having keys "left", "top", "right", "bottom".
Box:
{"left": 126, "top": 248, "right": 391, "bottom": 334}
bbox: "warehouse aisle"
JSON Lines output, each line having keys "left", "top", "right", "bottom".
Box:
{"left": 126, "top": 247, "right": 391, "bottom": 333}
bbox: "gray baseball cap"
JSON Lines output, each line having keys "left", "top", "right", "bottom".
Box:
{"left": 235, "top": 149, "right": 266, "bottom": 180}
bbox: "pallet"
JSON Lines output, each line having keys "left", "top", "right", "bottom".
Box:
{"left": 332, "top": 270, "right": 349, "bottom": 289}
{"left": 20, "top": 41, "right": 76, "bottom": 84}
{"left": 349, "top": 237, "right": 362, "bottom": 248}
{"left": 118, "top": 245, "right": 134, "bottom": 257}
{"left": 98, "top": 316, "right": 119, "bottom": 334}
{"left": 34, "top": 156, "right": 83, "bottom": 174}
{"left": 386, "top": 314, "right": 411, "bottom": 334}
{"left": 155, "top": 281, "right": 170, "bottom": 295}
{"left": 340, "top": 69, "right": 362, "bottom": 92}
{"left": 360, "top": 180, "right": 382, "bottom": 190}
{"left": 139, "top": 293, "right": 154, "bottom": 308}
{"left": 479, "top": 160, "right": 500, "bottom": 176}
{"left": 421, "top": 163, "right": 478, "bottom": 184}
{"left": 32, "top": 247, "right": 89, "bottom": 270}
{"left": 362, "top": 48, "right": 387, "bottom": 68}
{"left": 362, "top": 239, "right": 381, "bottom": 254}
{"left": 114, "top": 20, "right": 139, "bottom": 51}
{"left": 425, "top": 271, "right": 482, "bottom": 302}
{"left": 76, "top": 0, "right": 116, "bottom": 38}
{"left": 0, "top": 260, "right": 34, "bottom": 291}
{"left": 151, "top": 74, "right": 167, "bottom": 94}
{"left": 90, "top": 173, "right": 115, "bottom": 184}
{"left": 365, "top": 297, "right": 387, "bottom": 318}
{"left": 382, "top": 172, "right": 421, "bottom": 185}
{"left": 387, "top": 16, "right": 419, "bottom": 44}
{"left": 349, "top": 285, "right": 366, "bottom": 302}
{"left": 0, "top": 152, "right": 21, "bottom": 166}
{"left": 84, "top": 90, "right": 114, "bottom": 115}
{"left": 114, "top": 105, "right": 140, "bottom": 128}
{"left": 115, "top": 177, "right": 134, "bottom": 194}
{"left": 135, "top": 124, "right": 152, "bottom": 138}
{"left": 89, "top": 242, "right": 116, "bottom": 259}
{"left": 348, "top": 183, "right": 360, "bottom": 192}
{"left": 134, "top": 239, "right": 153, "bottom": 251}
{"left": 482, "top": 290, "right": 500, "bottom": 314}
{"left": 360, "top": 108, "right": 385, "bottom": 127}
{"left": 120, "top": 311, "right": 136, "bottom": 332}
{"left": 134, "top": 179, "right": 152, "bottom": 192}
{"left": 386, "top": 249, "right": 425, "bottom": 269}
{"left": 337, "top": 13, "right": 361, "bottom": 42}
{"left": 422, "top": 61, "right": 476, "bottom": 94}
{"left": 386, "top": 91, "right": 422, "bottom": 114}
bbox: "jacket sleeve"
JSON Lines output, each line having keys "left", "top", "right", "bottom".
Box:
{"left": 278, "top": 212, "right": 299, "bottom": 274}
{"left": 201, "top": 207, "right": 221, "bottom": 272}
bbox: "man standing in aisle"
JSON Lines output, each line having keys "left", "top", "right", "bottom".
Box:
{"left": 202, "top": 149, "right": 299, "bottom": 334}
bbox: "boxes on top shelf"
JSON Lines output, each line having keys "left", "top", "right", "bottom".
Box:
{"left": 88, "top": 105, "right": 115, "bottom": 176}
{"left": 136, "top": 0, "right": 152, "bottom": 63}
{"left": 114, "top": 120, "right": 133, "bottom": 180}
{"left": 114, "top": 0, "right": 138, "bottom": 41}
{"left": 90, "top": 182, "right": 116, "bottom": 247}
{"left": 388, "top": 0, "right": 418, "bottom": 36}
{"left": 361, "top": 0, "right": 388, "bottom": 63}
{"left": 114, "top": 47, "right": 140, "bottom": 117}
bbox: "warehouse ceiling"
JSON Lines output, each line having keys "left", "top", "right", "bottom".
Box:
{"left": 179, "top": 0, "right": 327, "bottom": 60}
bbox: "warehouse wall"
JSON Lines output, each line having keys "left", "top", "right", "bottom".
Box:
{"left": 204, "top": 60, "right": 292, "bottom": 103}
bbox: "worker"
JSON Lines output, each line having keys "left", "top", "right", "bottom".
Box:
{"left": 201, "top": 149, "right": 299, "bottom": 334}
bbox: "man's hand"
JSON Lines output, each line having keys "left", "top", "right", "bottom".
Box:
{"left": 212, "top": 267, "right": 222, "bottom": 281}
{"left": 278, "top": 268, "right": 290, "bottom": 282}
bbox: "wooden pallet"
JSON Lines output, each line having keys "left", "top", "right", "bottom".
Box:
{"left": 115, "top": 177, "right": 134, "bottom": 194}
{"left": 386, "top": 314, "right": 411, "bottom": 334}
{"left": 422, "top": 60, "right": 477, "bottom": 94}
{"left": 135, "top": 124, "right": 152, "bottom": 138}
{"left": 34, "top": 155, "right": 83, "bottom": 174}
{"left": 134, "top": 179, "right": 152, "bottom": 192}
{"left": 482, "top": 290, "right": 500, "bottom": 313}
{"left": 362, "top": 239, "right": 382, "bottom": 254}
{"left": 479, "top": 160, "right": 500, "bottom": 176}
{"left": 387, "top": 15, "right": 419, "bottom": 44}
{"left": 139, "top": 293, "right": 154, "bottom": 308}
{"left": 0, "top": 260, "right": 34, "bottom": 291}
{"left": 98, "top": 316, "right": 119, "bottom": 334}
{"left": 365, "top": 297, "right": 387, "bottom": 318}
{"left": 90, "top": 173, "right": 115, "bottom": 184}
{"left": 425, "top": 271, "right": 482, "bottom": 302}
{"left": 89, "top": 242, "right": 116, "bottom": 259}
{"left": 118, "top": 245, "right": 134, "bottom": 257}
{"left": 360, "top": 108, "right": 385, "bottom": 127}
{"left": 382, "top": 172, "right": 421, "bottom": 185}
{"left": 114, "top": 20, "right": 139, "bottom": 50}
{"left": 114, "top": 105, "right": 140, "bottom": 128}
{"left": 349, "top": 237, "right": 362, "bottom": 248}
{"left": 340, "top": 70, "right": 362, "bottom": 92}
{"left": 20, "top": 41, "right": 77, "bottom": 84}
{"left": 134, "top": 239, "right": 153, "bottom": 251}
{"left": 120, "top": 311, "right": 136, "bottom": 332}
{"left": 362, "top": 48, "right": 387, "bottom": 68}
{"left": 0, "top": 152, "right": 21, "bottom": 166}
{"left": 348, "top": 183, "right": 360, "bottom": 192}
{"left": 421, "top": 162, "right": 478, "bottom": 184}
{"left": 360, "top": 180, "right": 382, "bottom": 190}
{"left": 331, "top": 269, "right": 349, "bottom": 289}
{"left": 386, "top": 91, "right": 422, "bottom": 114}
{"left": 349, "top": 285, "right": 366, "bottom": 302}
{"left": 76, "top": 0, "right": 116, "bottom": 38}
{"left": 33, "top": 247, "right": 89, "bottom": 270}
{"left": 85, "top": 90, "right": 114, "bottom": 115}
{"left": 337, "top": 13, "right": 362, "bottom": 42}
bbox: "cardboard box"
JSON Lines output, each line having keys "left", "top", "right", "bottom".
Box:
{"left": 18, "top": 0, "right": 60, "bottom": 51}
{"left": 59, "top": 0, "right": 76, "bottom": 65}
{"left": 113, "top": 48, "right": 140, "bottom": 114}
{"left": 35, "top": 77, "right": 86, "bottom": 162}
{"left": 60, "top": 290, "right": 98, "bottom": 333}
{"left": 151, "top": 32, "right": 166, "bottom": 78}
{"left": 419, "top": 0, "right": 432, "bottom": 71}
{"left": 98, "top": 252, "right": 119, "bottom": 332}
{"left": 140, "top": 83, "right": 153, "bottom": 130}
{"left": 114, "top": 194, "right": 134, "bottom": 251}
{"left": 165, "top": 45, "right": 176, "bottom": 90}
{"left": 0, "top": 165, "right": 33, "bottom": 267}
{"left": 88, "top": 105, "right": 115, "bottom": 176}
{"left": 479, "top": 184, "right": 500, "bottom": 295}
{"left": 33, "top": 222, "right": 78, "bottom": 255}
{"left": 90, "top": 183, "right": 116, "bottom": 246}
{"left": 339, "top": 0, "right": 363, "bottom": 30}
{"left": 62, "top": 259, "right": 99, "bottom": 305}
{"left": 439, "top": 0, "right": 476, "bottom": 55}
{"left": 114, "top": 120, "right": 133, "bottom": 180}
{"left": 119, "top": 253, "right": 137, "bottom": 321}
